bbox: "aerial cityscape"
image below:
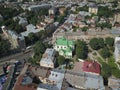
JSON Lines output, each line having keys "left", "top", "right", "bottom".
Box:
{"left": 0, "top": 0, "right": 120, "bottom": 90}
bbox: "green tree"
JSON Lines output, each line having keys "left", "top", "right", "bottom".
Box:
{"left": 14, "top": 24, "right": 24, "bottom": 34}
{"left": 57, "top": 55, "right": 65, "bottom": 65}
{"left": 100, "top": 47, "right": 111, "bottom": 58}
{"left": 81, "top": 26, "right": 88, "bottom": 32}
{"left": 89, "top": 38, "right": 104, "bottom": 50}
{"left": 105, "top": 37, "right": 114, "bottom": 47}
{"left": 101, "top": 62, "right": 111, "bottom": 78}
{"left": 76, "top": 40, "right": 88, "bottom": 59}
{"left": 33, "top": 41, "right": 46, "bottom": 55}
{"left": 112, "top": 68, "right": 120, "bottom": 78}
{"left": 98, "top": 6, "right": 114, "bottom": 18}
{"left": 28, "top": 33, "right": 37, "bottom": 43}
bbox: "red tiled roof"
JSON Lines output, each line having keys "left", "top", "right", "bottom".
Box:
{"left": 83, "top": 61, "right": 100, "bottom": 74}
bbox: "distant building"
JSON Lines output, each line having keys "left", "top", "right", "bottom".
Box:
{"left": 40, "top": 48, "right": 56, "bottom": 68}
{"left": 108, "top": 77, "right": 120, "bottom": 90}
{"left": 1, "top": 26, "right": 26, "bottom": 50}
{"left": 54, "top": 37, "right": 74, "bottom": 58}
{"left": 89, "top": 5, "right": 98, "bottom": 14}
{"left": 114, "top": 37, "right": 120, "bottom": 62}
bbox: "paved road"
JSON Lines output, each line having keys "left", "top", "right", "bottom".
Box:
{"left": 0, "top": 50, "right": 34, "bottom": 63}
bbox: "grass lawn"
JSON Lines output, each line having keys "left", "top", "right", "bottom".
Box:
{"left": 96, "top": 57, "right": 104, "bottom": 64}
{"left": 108, "top": 56, "right": 118, "bottom": 68}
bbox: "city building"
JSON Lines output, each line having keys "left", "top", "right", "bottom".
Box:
{"left": 54, "top": 36, "right": 74, "bottom": 58}
{"left": 1, "top": 26, "right": 26, "bottom": 50}
{"left": 40, "top": 48, "right": 56, "bottom": 68}
{"left": 114, "top": 37, "right": 120, "bottom": 62}
{"left": 89, "top": 5, "right": 98, "bottom": 14}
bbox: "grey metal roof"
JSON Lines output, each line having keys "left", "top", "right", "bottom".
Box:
{"left": 40, "top": 48, "right": 55, "bottom": 64}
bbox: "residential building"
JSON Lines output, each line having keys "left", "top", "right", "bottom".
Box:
{"left": 40, "top": 48, "right": 56, "bottom": 68}
{"left": 73, "top": 60, "right": 101, "bottom": 75}
{"left": 54, "top": 36, "right": 74, "bottom": 58}
{"left": 1, "top": 26, "right": 26, "bottom": 50}
{"left": 89, "top": 5, "right": 98, "bottom": 14}
{"left": 108, "top": 77, "right": 120, "bottom": 90}
{"left": 114, "top": 37, "right": 120, "bottom": 62}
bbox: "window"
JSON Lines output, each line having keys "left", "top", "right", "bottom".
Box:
{"left": 57, "top": 46, "right": 59, "bottom": 48}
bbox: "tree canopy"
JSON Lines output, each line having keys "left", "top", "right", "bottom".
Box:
{"left": 101, "top": 62, "right": 111, "bottom": 78}
{"left": 81, "top": 26, "right": 88, "bottom": 32}
{"left": 89, "top": 38, "right": 104, "bottom": 50}
{"left": 100, "top": 47, "right": 111, "bottom": 58}
{"left": 76, "top": 40, "right": 88, "bottom": 59}
{"left": 98, "top": 6, "right": 114, "bottom": 18}
{"left": 33, "top": 41, "right": 46, "bottom": 55}
{"left": 105, "top": 37, "right": 114, "bottom": 47}
{"left": 57, "top": 55, "right": 65, "bottom": 65}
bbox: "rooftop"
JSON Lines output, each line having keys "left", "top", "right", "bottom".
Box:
{"left": 73, "top": 61, "right": 101, "bottom": 75}
{"left": 83, "top": 61, "right": 101, "bottom": 74}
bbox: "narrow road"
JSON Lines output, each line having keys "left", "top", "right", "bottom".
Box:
{"left": 0, "top": 50, "right": 34, "bottom": 63}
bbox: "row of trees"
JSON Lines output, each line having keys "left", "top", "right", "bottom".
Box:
{"left": 96, "top": 22, "right": 112, "bottom": 29}
{"left": 89, "top": 37, "right": 114, "bottom": 50}
{"left": 97, "top": 6, "right": 114, "bottom": 18}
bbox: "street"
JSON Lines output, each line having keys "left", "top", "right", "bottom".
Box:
{"left": 0, "top": 50, "right": 34, "bottom": 63}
